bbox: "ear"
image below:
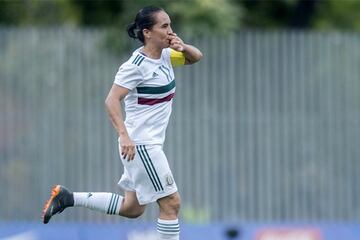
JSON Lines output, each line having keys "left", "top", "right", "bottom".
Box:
{"left": 143, "top": 29, "right": 151, "bottom": 39}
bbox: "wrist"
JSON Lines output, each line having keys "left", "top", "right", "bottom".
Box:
{"left": 180, "top": 44, "right": 188, "bottom": 52}
{"left": 118, "top": 130, "right": 128, "bottom": 137}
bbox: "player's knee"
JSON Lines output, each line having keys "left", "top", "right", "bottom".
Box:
{"left": 170, "top": 195, "right": 181, "bottom": 214}
{"left": 160, "top": 193, "right": 181, "bottom": 216}
{"left": 120, "top": 203, "right": 145, "bottom": 219}
{"left": 125, "top": 207, "right": 145, "bottom": 219}
{"left": 127, "top": 209, "right": 144, "bottom": 218}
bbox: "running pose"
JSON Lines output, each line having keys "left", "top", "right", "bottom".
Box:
{"left": 42, "top": 6, "right": 202, "bottom": 240}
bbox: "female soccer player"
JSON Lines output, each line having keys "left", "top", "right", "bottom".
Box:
{"left": 42, "top": 6, "right": 202, "bottom": 240}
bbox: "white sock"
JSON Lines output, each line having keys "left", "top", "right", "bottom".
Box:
{"left": 157, "top": 218, "right": 180, "bottom": 240}
{"left": 73, "top": 192, "right": 123, "bottom": 215}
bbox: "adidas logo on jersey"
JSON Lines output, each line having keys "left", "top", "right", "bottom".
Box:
{"left": 152, "top": 72, "right": 159, "bottom": 78}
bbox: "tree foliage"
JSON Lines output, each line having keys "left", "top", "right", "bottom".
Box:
{"left": 2, "top": 0, "right": 360, "bottom": 31}
{"left": 168, "top": 0, "right": 241, "bottom": 35}
{"left": 1, "top": 0, "right": 360, "bottom": 54}
{"left": 313, "top": 0, "right": 360, "bottom": 31}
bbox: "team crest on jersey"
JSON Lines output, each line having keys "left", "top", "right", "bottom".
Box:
{"left": 165, "top": 174, "right": 174, "bottom": 186}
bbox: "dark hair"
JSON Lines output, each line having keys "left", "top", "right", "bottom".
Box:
{"left": 127, "top": 6, "right": 163, "bottom": 43}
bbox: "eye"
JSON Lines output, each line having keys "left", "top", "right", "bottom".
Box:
{"left": 161, "top": 22, "right": 171, "bottom": 28}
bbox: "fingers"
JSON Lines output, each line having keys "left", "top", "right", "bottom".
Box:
{"left": 168, "top": 33, "right": 182, "bottom": 43}
{"left": 170, "top": 40, "right": 184, "bottom": 51}
{"left": 169, "top": 34, "right": 184, "bottom": 52}
{"left": 121, "top": 145, "right": 135, "bottom": 161}
{"left": 167, "top": 35, "right": 176, "bottom": 42}
{"left": 170, "top": 39, "right": 181, "bottom": 45}
{"left": 128, "top": 147, "right": 135, "bottom": 160}
{"left": 170, "top": 45, "right": 184, "bottom": 52}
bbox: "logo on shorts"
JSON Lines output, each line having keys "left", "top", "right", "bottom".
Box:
{"left": 165, "top": 174, "right": 174, "bottom": 186}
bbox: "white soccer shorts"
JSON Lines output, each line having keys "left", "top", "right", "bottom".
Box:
{"left": 117, "top": 141, "right": 178, "bottom": 205}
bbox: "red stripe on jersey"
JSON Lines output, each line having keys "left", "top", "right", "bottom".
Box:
{"left": 138, "top": 93, "right": 175, "bottom": 105}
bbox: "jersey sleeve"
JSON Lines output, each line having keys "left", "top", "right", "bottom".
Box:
{"left": 170, "top": 49, "right": 186, "bottom": 67}
{"left": 114, "top": 63, "right": 142, "bottom": 90}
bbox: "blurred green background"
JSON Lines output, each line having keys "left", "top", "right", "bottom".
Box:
{"left": 2, "top": 0, "right": 360, "bottom": 53}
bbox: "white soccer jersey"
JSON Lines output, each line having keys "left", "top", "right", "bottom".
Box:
{"left": 114, "top": 48, "right": 185, "bottom": 145}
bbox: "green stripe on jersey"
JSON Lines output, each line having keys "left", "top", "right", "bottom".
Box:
{"left": 132, "top": 55, "right": 145, "bottom": 66}
{"left": 137, "top": 80, "right": 175, "bottom": 94}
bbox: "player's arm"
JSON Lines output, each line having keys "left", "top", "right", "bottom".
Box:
{"left": 105, "top": 84, "right": 135, "bottom": 161}
{"left": 169, "top": 33, "right": 203, "bottom": 65}
{"left": 182, "top": 44, "right": 203, "bottom": 65}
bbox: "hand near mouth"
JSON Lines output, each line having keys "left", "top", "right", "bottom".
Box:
{"left": 168, "top": 32, "right": 185, "bottom": 52}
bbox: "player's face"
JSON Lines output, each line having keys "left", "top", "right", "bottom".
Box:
{"left": 145, "top": 11, "right": 173, "bottom": 49}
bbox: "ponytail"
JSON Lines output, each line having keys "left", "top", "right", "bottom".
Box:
{"left": 127, "top": 22, "right": 138, "bottom": 39}
{"left": 126, "top": 6, "right": 163, "bottom": 44}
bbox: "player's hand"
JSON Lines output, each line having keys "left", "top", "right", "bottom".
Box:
{"left": 168, "top": 32, "right": 185, "bottom": 52}
{"left": 119, "top": 134, "right": 135, "bottom": 161}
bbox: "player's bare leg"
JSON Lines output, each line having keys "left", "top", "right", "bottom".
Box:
{"left": 156, "top": 192, "right": 181, "bottom": 240}
{"left": 119, "top": 191, "right": 146, "bottom": 218}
